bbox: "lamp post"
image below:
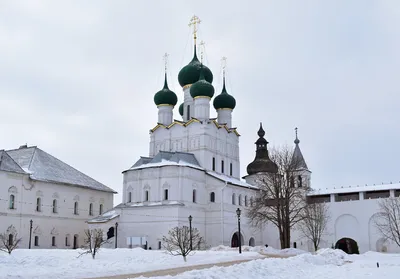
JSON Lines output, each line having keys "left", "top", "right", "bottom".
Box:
{"left": 236, "top": 208, "right": 241, "bottom": 254}
{"left": 115, "top": 222, "right": 118, "bottom": 249}
{"left": 29, "top": 219, "right": 33, "bottom": 249}
{"left": 188, "top": 215, "right": 193, "bottom": 250}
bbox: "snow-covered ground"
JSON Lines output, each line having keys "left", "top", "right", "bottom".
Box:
{"left": 0, "top": 247, "right": 262, "bottom": 279}
{"left": 137, "top": 249, "right": 400, "bottom": 279}
{"left": 1, "top": 247, "right": 400, "bottom": 279}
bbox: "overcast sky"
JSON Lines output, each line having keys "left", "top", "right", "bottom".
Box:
{"left": 1, "top": 0, "right": 399, "bottom": 204}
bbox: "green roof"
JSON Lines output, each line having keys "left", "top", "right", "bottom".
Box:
{"left": 190, "top": 67, "right": 215, "bottom": 98}
{"left": 213, "top": 77, "right": 236, "bottom": 110}
{"left": 154, "top": 74, "right": 178, "bottom": 106}
{"left": 178, "top": 46, "right": 213, "bottom": 87}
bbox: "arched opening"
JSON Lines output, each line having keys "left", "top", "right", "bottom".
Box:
{"left": 99, "top": 204, "right": 103, "bottom": 215}
{"left": 232, "top": 193, "right": 236, "bottom": 205}
{"left": 244, "top": 196, "right": 248, "bottom": 207}
{"left": 238, "top": 195, "right": 242, "bottom": 206}
{"left": 34, "top": 236, "right": 39, "bottom": 247}
{"left": 74, "top": 202, "right": 79, "bottom": 215}
{"left": 192, "top": 189, "right": 196, "bottom": 203}
{"left": 164, "top": 189, "right": 169, "bottom": 200}
{"left": 89, "top": 203, "right": 93, "bottom": 216}
{"left": 335, "top": 238, "right": 359, "bottom": 254}
{"left": 128, "top": 192, "right": 132, "bottom": 203}
{"left": 249, "top": 237, "right": 255, "bottom": 247}
{"left": 65, "top": 234, "right": 70, "bottom": 247}
{"left": 52, "top": 199, "right": 57, "bottom": 213}
{"left": 9, "top": 195, "right": 15, "bottom": 209}
{"left": 52, "top": 236, "right": 56, "bottom": 247}
{"left": 107, "top": 227, "right": 115, "bottom": 239}
{"left": 36, "top": 197, "right": 41, "bottom": 212}
{"left": 210, "top": 192, "right": 215, "bottom": 202}
{"left": 73, "top": 235, "right": 79, "bottom": 249}
{"left": 231, "top": 232, "right": 244, "bottom": 248}
{"left": 145, "top": 190, "right": 149, "bottom": 201}
{"left": 8, "top": 234, "right": 13, "bottom": 246}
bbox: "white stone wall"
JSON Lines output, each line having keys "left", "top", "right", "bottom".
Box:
{"left": 0, "top": 170, "right": 113, "bottom": 249}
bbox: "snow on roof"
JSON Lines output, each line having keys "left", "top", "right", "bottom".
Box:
{"left": 206, "top": 171, "right": 259, "bottom": 189}
{"left": 88, "top": 210, "right": 119, "bottom": 223}
{"left": 118, "top": 201, "right": 184, "bottom": 208}
{"left": 0, "top": 150, "right": 26, "bottom": 174}
{"left": 7, "top": 146, "right": 116, "bottom": 193}
{"left": 308, "top": 182, "right": 400, "bottom": 196}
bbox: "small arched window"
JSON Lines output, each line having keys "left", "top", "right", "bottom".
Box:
{"left": 36, "top": 197, "right": 41, "bottom": 212}
{"left": 232, "top": 193, "right": 236, "bottom": 205}
{"left": 298, "top": 176, "right": 302, "bottom": 188}
{"left": 34, "top": 236, "right": 39, "bottom": 246}
{"left": 128, "top": 192, "right": 132, "bottom": 203}
{"left": 65, "top": 235, "right": 70, "bottom": 246}
{"left": 74, "top": 202, "right": 79, "bottom": 215}
{"left": 187, "top": 105, "right": 191, "bottom": 119}
{"left": 192, "top": 189, "right": 197, "bottom": 203}
{"left": 238, "top": 195, "right": 242, "bottom": 206}
{"left": 210, "top": 192, "right": 215, "bottom": 203}
{"left": 8, "top": 234, "right": 13, "bottom": 246}
{"left": 9, "top": 195, "right": 15, "bottom": 209}
{"left": 99, "top": 204, "right": 103, "bottom": 215}
{"left": 52, "top": 236, "right": 56, "bottom": 247}
{"left": 89, "top": 203, "right": 93, "bottom": 216}
{"left": 164, "top": 189, "right": 169, "bottom": 200}
{"left": 145, "top": 191, "right": 149, "bottom": 202}
{"left": 244, "top": 196, "right": 248, "bottom": 207}
{"left": 52, "top": 199, "right": 57, "bottom": 213}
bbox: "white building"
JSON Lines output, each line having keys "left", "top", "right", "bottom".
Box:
{"left": 0, "top": 145, "right": 115, "bottom": 249}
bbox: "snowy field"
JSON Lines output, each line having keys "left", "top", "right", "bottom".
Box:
{"left": 1, "top": 246, "right": 400, "bottom": 279}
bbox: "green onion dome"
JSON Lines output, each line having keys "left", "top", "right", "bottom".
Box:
{"left": 154, "top": 74, "right": 178, "bottom": 106}
{"left": 179, "top": 103, "right": 184, "bottom": 116}
{"left": 213, "top": 77, "right": 236, "bottom": 110}
{"left": 178, "top": 46, "right": 213, "bottom": 87}
{"left": 190, "top": 67, "right": 215, "bottom": 99}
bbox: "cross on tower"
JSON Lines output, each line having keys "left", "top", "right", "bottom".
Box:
{"left": 199, "top": 41, "right": 205, "bottom": 63}
{"left": 163, "top": 53, "right": 169, "bottom": 72}
{"left": 221, "top": 57, "right": 227, "bottom": 78}
{"left": 188, "top": 15, "right": 201, "bottom": 45}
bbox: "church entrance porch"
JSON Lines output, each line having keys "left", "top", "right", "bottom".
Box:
{"left": 231, "top": 232, "right": 244, "bottom": 248}
{"left": 335, "top": 238, "right": 359, "bottom": 254}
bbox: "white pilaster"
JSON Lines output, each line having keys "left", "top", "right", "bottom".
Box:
{"left": 183, "top": 86, "right": 194, "bottom": 121}
{"left": 193, "top": 97, "right": 211, "bottom": 121}
{"left": 157, "top": 105, "right": 173, "bottom": 126}
{"left": 217, "top": 109, "right": 233, "bottom": 128}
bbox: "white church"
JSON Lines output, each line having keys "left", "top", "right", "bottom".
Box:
{"left": 87, "top": 17, "right": 400, "bottom": 254}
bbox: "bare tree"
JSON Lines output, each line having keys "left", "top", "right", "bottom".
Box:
{"left": 0, "top": 226, "right": 22, "bottom": 254}
{"left": 247, "top": 145, "right": 310, "bottom": 249}
{"left": 298, "top": 202, "right": 330, "bottom": 251}
{"left": 79, "top": 229, "right": 108, "bottom": 259}
{"left": 373, "top": 197, "right": 400, "bottom": 247}
{"left": 162, "top": 226, "right": 203, "bottom": 262}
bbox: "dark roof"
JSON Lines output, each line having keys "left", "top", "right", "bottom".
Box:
{"left": 292, "top": 144, "right": 308, "bottom": 170}
{"left": 0, "top": 150, "right": 26, "bottom": 174}
{"left": 7, "top": 146, "right": 116, "bottom": 193}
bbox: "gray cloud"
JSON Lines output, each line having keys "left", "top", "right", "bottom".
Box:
{"left": 1, "top": 0, "right": 399, "bottom": 203}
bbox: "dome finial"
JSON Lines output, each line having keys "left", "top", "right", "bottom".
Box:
{"left": 189, "top": 15, "right": 201, "bottom": 47}
{"left": 163, "top": 53, "right": 169, "bottom": 89}
{"left": 258, "top": 122, "right": 265, "bottom": 138}
{"left": 222, "top": 57, "right": 227, "bottom": 93}
{"left": 199, "top": 41, "right": 205, "bottom": 63}
{"left": 294, "top": 127, "right": 300, "bottom": 144}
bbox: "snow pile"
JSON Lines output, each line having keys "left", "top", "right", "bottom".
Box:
{"left": 209, "top": 245, "right": 265, "bottom": 252}
{"left": 316, "top": 248, "right": 350, "bottom": 265}
{"left": 209, "top": 245, "right": 307, "bottom": 256}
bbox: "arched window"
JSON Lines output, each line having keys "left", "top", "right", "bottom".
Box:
{"left": 164, "top": 189, "right": 169, "bottom": 200}
{"left": 8, "top": 234, "right": 13, "bottom": 246}
{"left": 74, "top": 202, "right": 79, "bottom": 215}
{"left": 298, "top": 176, "right": 302, "bottom": 188}
{"left": 9, "top": 195, "right": 15, "bottom": 209}
{"left": 221, "top": 160, "right": 224, "bottom": 173}
{"left": 212, "top": 157, "right": 216, "bottom": 171}
{"left": 145, "top": 191, "right": 149, "bottom": 202}
{"left": 230, "top": 163, "right": 233, "bottom": 176}
{"left": 192, "top": 189, "right": 197, "bottom": 203}
{"left": 65, "top": 235, "right": 70, "bottom": 246}
{"left": 232, "top": 193, "right": 236, "bottom": 205}
{"left": 187, "top": 105, "right": 191, "bottom": 119}
{"left": 128, "top": 192, "right": 132, "bottom": 203}
{"left": 34, "top": 236, "right": 39, "bottom": 246}
{"left": 210, "top": 192, "right": 215, "bottom": 203}
{"left": 244, "top": 196, "right": 248, "bottom": 207}
{"left": 89, "top": 203, "right": 93, "bottom": 216}
{"left": 36, "top": 197, "right": 41, "bottom": 212}
{"left": 99, "top": 204, "right": 103, "bottom": 215}
{"left": 238, "top": 195, "right": 242, "bottom": 206}
{"left": 52, "top": 236, "right": 56, "bottom": 247}
{"left": 52, "top": 199, "right": 57, "bottom": 213}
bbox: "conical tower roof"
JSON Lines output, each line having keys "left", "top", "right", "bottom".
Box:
{"left": 291, "top": 128, "right": 308, "bottom": 170}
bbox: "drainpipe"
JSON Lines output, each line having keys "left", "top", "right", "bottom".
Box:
{"left": 220, "top": 181, "right": 228, "bottom": 245}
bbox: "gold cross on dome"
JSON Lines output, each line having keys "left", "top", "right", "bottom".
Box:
{"left": 188, "top": 15, "right": 201, "bottom": 44}
{"left": 221, "top": 57, "right": 227, "bottom": 77}
{"left": 199, "top": 41, "right": 205, "bottom": 63}
{"left": 163, "top": 53, "right": 169, "bottom": 72}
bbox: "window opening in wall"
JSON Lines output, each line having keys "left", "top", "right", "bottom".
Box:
{"left": 230, "top": 163, "right": 233, "bottom": 176}
{"left": 187, "top": 105, "right": 191, "bottom": 119}
{"left": 52, "top": 236, "right": 56, "bottom": 247}
{"left": 52, "top": 199, "right": 57, "bottom": 213}
{"left": 74, "top": 202, "right": 79, "bottom": 215}
{"left": 34, "top": 236, "right": 39, "bottom": 246}
{"left": 232, "top": 193, "right": 236, "bottom": 205}
{"left": 192, "top": 189, "right": 197, "bottom": 203}
{"left": 36, "top": 197, "right": 41, "bottom": 212}
{"left": 212, "top": 157, "right": 215, "bottom": 171}
{"left": 65, "top": 235, "right": 70, "bottom": 246}
{"left": 164, "top": 189, "right": 169, "bottom": 200}
{"left": 128, "top": 192, "right": 132, "bottom": 203}
{"left": 210, "top": 192, "right": 215, "bottom": 202}
{"left": 250, "top": 197, "right": 253, "bottom": 207}
{"left": 158, "top": 241, "right": 162, "bottom": 250}
{"left": 8, "top": 234, "right": 13, "bottom": 246}
{"left": 238, "top": 195, "right": 242, "bottom": 206}
{"left": 145, "top": 190, "right": 149, "bottom": 202}
{"left": 221, "top": 160, "right": 224, "bottom": 173}
{"left": 99, "top": 204, "right": 103, "bottom": 215}
{"left": 244, "top": 196, "right": 248, "bottom": 207}
{"left": 89, "top": 203, "right": 93, "bottom": 216}
{"left": 298, "top": 176, "right": 302, "bottom": 187}
{"left": 9, "top": 195, "right": 15, "bottom": 209}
